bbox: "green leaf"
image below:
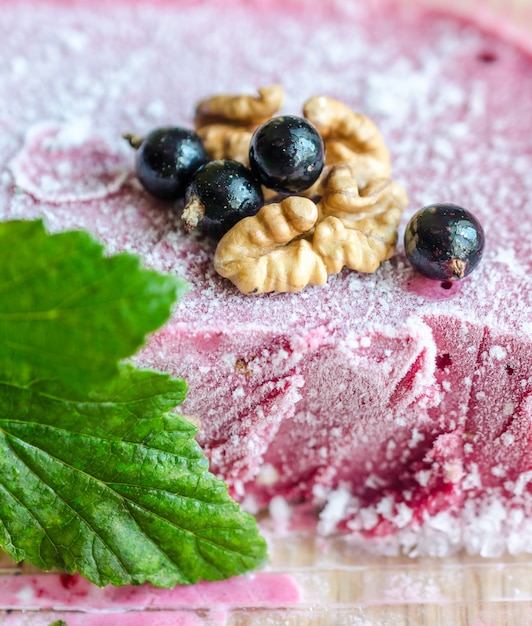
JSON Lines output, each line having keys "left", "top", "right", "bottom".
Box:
{"left": 0, "top": 220, "right": 267, "bottom": 587}
{"left": 0, "top": 220, "right": 186, "bottom": 388}
{"left": 0, "top": 365, "right": 267, "bottom": 587}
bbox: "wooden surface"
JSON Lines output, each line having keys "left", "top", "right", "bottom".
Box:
{"left": 261, "top": 534, "right": 532, "bottom": 626}
{"left": 4, "top": 533, "right": 532, "bottom": 625}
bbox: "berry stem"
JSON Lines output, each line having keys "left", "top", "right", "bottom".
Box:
{"left": 182, "top": 196, "right": 205, "bottom": 232}
{"left": 123, "top": 132, "right": 144, "bottom": 149}
{"left": 449, "top": 258, "right": 466, "bottom": 279}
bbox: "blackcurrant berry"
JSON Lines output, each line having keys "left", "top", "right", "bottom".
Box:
{"left": 404, "top": 203, "right": 485, "bottom": 281}
{"left": 249, "top": 115, "right": 325, "bottom": 193}
{"left": 125, "top": 127, "right": 208, "bottom": 200}
{"left": 181, "top": 159, "right": 264, "bottom": 239}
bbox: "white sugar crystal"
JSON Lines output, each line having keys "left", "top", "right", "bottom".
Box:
{"left": 269, "top": 495, "right": 292, "bottom": 528}
{"left": 318, "top": 485, "right": 352, "bottom": 535}
{"left": 503, "top": 402, "right": 515, "bottom": 416}
{"left": 58, "top": 28, "right": 88, "bottom": 52}
{"left": 501, "top": 432, "right": 516, "bottom": 446}
{"left": 490, "top": 345, "right": 507, "bottom": 360}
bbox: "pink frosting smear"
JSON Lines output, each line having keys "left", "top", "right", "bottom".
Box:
{"left": 0, "top": 0, "right": 532, "bottom": 619}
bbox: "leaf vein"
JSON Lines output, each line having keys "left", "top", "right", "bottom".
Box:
{"left": 2, "top": 433, "right": 131, "bottom": 580}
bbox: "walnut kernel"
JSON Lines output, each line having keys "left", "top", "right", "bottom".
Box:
{"left": 195, "top": 84, "right": 284, "bottom": 128}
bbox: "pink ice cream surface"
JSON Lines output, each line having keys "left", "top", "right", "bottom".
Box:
{"left": 0, "top": 0, "right": 531, "bottom": 562}
{"left": 0, "top": 572, "right": 299, "bottom": 623}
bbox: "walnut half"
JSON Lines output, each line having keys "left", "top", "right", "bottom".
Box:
{"left": 213, "top": 196, "right": 327, "bottom": 295}
{"left": 214, "top": 165, "right": 407, "bottom": 295}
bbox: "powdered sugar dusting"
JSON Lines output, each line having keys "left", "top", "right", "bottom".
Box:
{"left": 0, "top": 0, "right": 531, "bottom": 556}
{"left": 10, "top": 121, "right": 130, "bottom": 202}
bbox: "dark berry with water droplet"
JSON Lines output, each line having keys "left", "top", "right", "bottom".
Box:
{"left": 249, "top": 115, "right": 325, "bottom": 193}
{"left": 404, "top": 203, "right": 485, "bottom": 280}
{"left": 182, "top": 159, "right": 263, "bottom": 239}
{"left": 125, "top": 127, "right": 208, "bottom": 200}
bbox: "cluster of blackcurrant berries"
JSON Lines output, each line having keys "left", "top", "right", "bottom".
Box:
{"left": 126, "top": 119, "right": 485, "bottom": 283}
{"left": 125, "top": 115, "right": 325, "bottom": 240}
